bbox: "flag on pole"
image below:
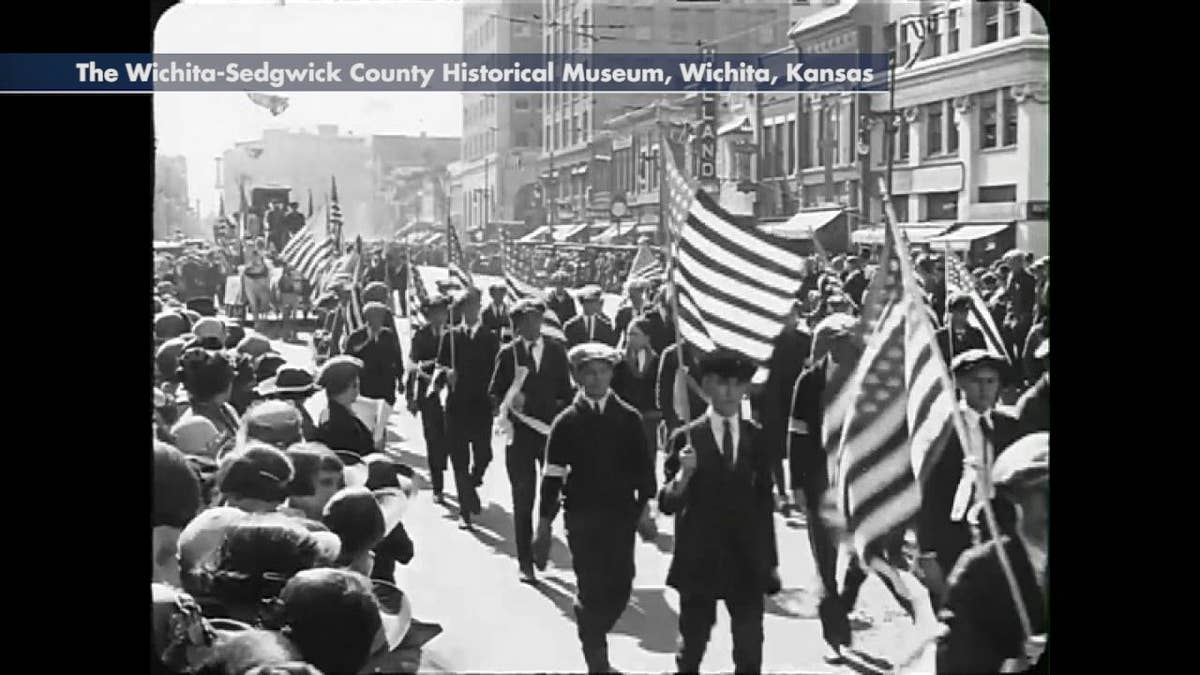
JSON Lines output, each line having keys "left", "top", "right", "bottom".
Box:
{"left": 280, "top": 229, "right": 336, "bottom": 294}
{"left": 660, "top": 135, "right": 805, "bottom": 365}
{"left": 329, "top": 176, "right": 344, "bottom": 248}
{"left": 499, "top": 231, "right": 566, "bottom": 342}
{"left": 404, "top": 246, "right": 429, "bottom": 329}
{"left": 246, "top": 92, "right": 290, "bottom": 116}
{"left": 238, "top": 182, "right": 249, "bottom": 239}
{"left": 944, "top": 251, "right": 1012, "bottom": 363}
{"left": 446, "top": 223, "right": 474, "bottom": 288}
{"left": 624, "top": 244, "right": 664, "bottom": 287}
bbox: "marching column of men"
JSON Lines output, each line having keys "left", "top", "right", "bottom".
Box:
{"left": 374, "top": 267, "right": 1046, "bottom": 674}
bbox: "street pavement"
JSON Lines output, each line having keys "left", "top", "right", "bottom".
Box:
{"left": 266, "top": 267, "right": 941, "bottom": 674}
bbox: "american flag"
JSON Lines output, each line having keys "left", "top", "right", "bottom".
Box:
{"left": 498, "top": 231, "right": 566, "bottom": 342}
{"left": 944, "top": 250, "right": 1012, "bottom": 362}
{"left": 624, "top": 245, "right": 664, "bottom": 287}
{"left": 404, "top": 246, "right": 429, "bottom": 329}
{"left": 280, "top": 229, "right": 336, "bottom": 294}
{"left": 661, "top": 135, "right": 805, "bottom": 364}
{"left": 328, "top": 176, "right": 344, "bottom": 242}
{"left": 446, "top": 223, "right": 474, "bottom": 289}
{"left": 832, "top": 191, "right": 958, "bottom": 561}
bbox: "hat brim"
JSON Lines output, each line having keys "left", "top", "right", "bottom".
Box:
{"left": 370, "top": 580, "right": 414, "bottom": 653}
{"left": 254, "top": 380, "right": 319, "bottom": 397}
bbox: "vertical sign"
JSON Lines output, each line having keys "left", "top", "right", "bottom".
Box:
{"left": 698, "top": 45, "right": 718, "bottom": 192}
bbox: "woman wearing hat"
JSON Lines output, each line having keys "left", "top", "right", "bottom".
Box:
{"left": 312, "top": 356, "right": 375, "bottom": 458}
{"left": 172, "top": 348, "right": 241, "bottom": 457}
{"left": 257, "top": 365, "right": 321, "bottom": 441}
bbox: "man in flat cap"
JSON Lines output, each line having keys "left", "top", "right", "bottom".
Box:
{"left": 613, "top": 279, "right": 649, "bottom": 340}
{"left": 786, "top": 312, "right": 870, "bottom": 662}
{"left": 546, "top": 271, "right": 578, "bottom": 325}
{"left": 938, "top": 433, "right": 1049, "bottom": 675}
{"left": 488, "top": 297, "right": 574, "bottom": 583}
{"left": 564, "top": 285, "right": 616, "bottom": 349}
{"left": 313, "top": 355, "right": 375, "bottom": 458}
{"left": 917, "top": 349, "right": 1020, "bottom": 611}
{"left": 758, "top": 300, "right": 813, "bottom": 514}
{"left": 481, "top": 282, "right": 514, "bottom": 343}
{"left": 659, "top": 349, "right": 780, "bottom": 674}
{"left": 936, "top": 293, "right": 988, "bottom": 365}
{"left": 842, "top": 256, "right": 868, "bottom": 308}
{"left": 407, "top": 294, "right": 454, "bottom": 505}
{"left": 440, "top": 288, "right": 500, "bottom": 528}
{"left": 345, "top": 302, "right": 405, "bottom": 407}
{"left": 532, "top": 342, "right": 657, "bottom": 673}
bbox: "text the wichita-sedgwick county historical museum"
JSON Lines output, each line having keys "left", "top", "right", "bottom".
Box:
{"left": 73, "top": 55, "right": 883, "bottom": 91}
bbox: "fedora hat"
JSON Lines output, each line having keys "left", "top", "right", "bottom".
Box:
{"left": 255, "top": 365, "right": 318, "bottom": 398}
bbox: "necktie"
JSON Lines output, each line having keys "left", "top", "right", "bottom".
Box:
{"left": 722, "top": 419, "right": 734, "bottom": 466}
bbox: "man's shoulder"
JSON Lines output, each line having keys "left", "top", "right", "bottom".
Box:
{"left": 610, "top": 394, "right": 641, "bottom": 418}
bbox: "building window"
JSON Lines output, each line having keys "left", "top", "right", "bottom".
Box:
{"left": 892, "top": 195, "right": 909, "bottom": 222}
{"left": 926, "top": 102, "right": 943, "bottom": 155}
{"left": 926, "top": 15, "right": 942, "bottom": 58}
{"left": 980, "top": 91, "right": 998, "bottom": 149}
{"left": 786, "top": 119, "right": 797, "bottom": 175}
{"left": 948, "top": 100, "right": 960, "bottom": 153}
{"left": 948, "top": 8, "right": 960, "bottom": 52}
{"left": 1004, "top": 2, "right": 1021, "bottom": 38}
{"left": 670, "top": 9, "right": 688, "bottom": 42}
{"left": 898, "top": 23, "right": 911, "bottom": 66}
{"left": 983, "top": 2, "right": 1000, "bottom": 44}
{"left": 978, "top": 184, "right": 1017, "bottom": 203}
{"left": 883, "top": 22, "right": 897, "bottom": 62}
{"left": 897, "top": 118, "right": 909, "bottom": 160}
{"left": 1003, "top": 88, "right": 1018, "bottom": 147}
{"left": 926, "top": 192, "right": 958, "bottom": 220}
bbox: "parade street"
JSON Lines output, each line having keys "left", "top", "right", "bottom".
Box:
{"left": 261, "top": 267, "right": 941, "bottom": 675}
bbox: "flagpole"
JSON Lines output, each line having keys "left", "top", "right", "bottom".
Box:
{"left": 944, "top": 242, "right": 957, "bottom": 391}
{"left": 444, "top": 180, "right": 456, "bottom": 383}
{"left": 878, "top": 176, "right": 1033, "bottom": 643}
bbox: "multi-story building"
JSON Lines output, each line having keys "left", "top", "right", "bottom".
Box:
{"left": 155, "top": 154, "right": 195, "bottom": 239}
{"left": 539, "top": 0, "right": 792, "bottom": 233}
{"left": 460, "top": 1, "right": 545, "bottom": 237}
{"left": 782, "top": 1, "right": 1049, "bottom": 258}
{"left": 371, "top": 133, "right": 460, "bottom": 234}
{"left": 222, "top": 125, "right": 372, "bottom": 238}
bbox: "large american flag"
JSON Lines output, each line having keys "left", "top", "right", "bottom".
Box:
{"left": 832, "top": 195, "right": 958, "bottom": 561}
{"left": 498, "top": 231, "right": 566, "bottom": 342}
{"left": 944, "top": 251, "right": 1011, "bottom": 362}
{"left": 280, "top": 229, "right": 336, "bottom": 294}
{"left": 446, "top": 223, "right": 474, "bottom": 289}
{"left": 661, "top": 136, "right": 805, "bottom": 364}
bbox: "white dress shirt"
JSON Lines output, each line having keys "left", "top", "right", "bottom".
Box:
{"left": 950, "top": 403, "right": 995, "bottom": 521}
{"left": 523, "top": 337, "right": 544, "bottom": 371}
{"left": 706, "top": 406, "right": 740, "bottom": 464}
{"left": 586, "top": 315, "right": 596, "bottom": 341}
{"left": 581, "top": 389, "right": 612, "bottom": 415}
{"left": 636, "top": 350, "right": 647, "bottom": 373}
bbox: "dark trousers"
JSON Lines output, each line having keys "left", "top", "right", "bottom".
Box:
{"left": 676, "top": 592, "right": 764, "bottom": 674}
{"left": 420, "top": 402, "right": 447, "bottom": 494}
{"left": 801, "top": 482, "right": 856, "bottom": 649}
{"left": 446, "top": 422, "right": 485, "bottom": 514}
{"left": 505, "top": 427, "right": 544, "bottom": 569}
{"left": 565, "top": 510, "right": 636, "bottom": 669}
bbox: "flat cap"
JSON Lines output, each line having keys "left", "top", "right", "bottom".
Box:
{"left": 567, "top": 342, "right": 620, "bottom": 369}
{"left": 487, "top": 282, "right": 508, "bottom": 294}
{"left": 576, "top": 285, "right": 603, "bottom": 302}
{"left": 420, "top": 294, "right": 451, "bottom": 314}
{"left": 813, "top": 313, "right": 858, "bottom": 341}
{"left": 509, "top": 297, "right": 545, "bottom": 321}
{"left": 991, "top": 432, "right": 1049, "bottom": 490}
{"left": 192, "top": 317, "right": 226, "bottom": 342}
{"left": 451, "top": 287, "right": 482, "bottom": 309}
{"left": 363, "top": 281, "right": 391, "bottom": 302}
{"left": 951, "top": 349, "right": 1006, "bottom": 376}
{"left": 236, "top": 334, "right": 272, "bottom": 359}
{"left": 315, "top": 355, "right": 363, "bottom": 390}
{"left": 362, "top": 301, "right": 390, "bottom": 321}
{"left": 696, "top": 348, "right": 757, "bottom": 382}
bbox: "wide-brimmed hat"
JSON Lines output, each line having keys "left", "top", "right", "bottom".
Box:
{"left": 316, "top": 355, "right": 363, "bottom": 392}
{"left": 255, "top": 365, "right": 318, "bottom": 398}
{"left": 254, "top": 353, "right": 288, "bottom": 383}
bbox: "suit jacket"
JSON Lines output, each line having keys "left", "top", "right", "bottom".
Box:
{"left": 917, "top": 407, "right": 1020, "bottom": 571}
{"left": 760, "top": 327, "right": 813, "bottom": 465}
{"left": 440, "top": 322, "right": 501, "bottom": 431}
{"left": 1005, "top": 269, "right": 1038, "bottom": 320}
{"left": 563, "top": 313, "right": 617, "bottom": 348}
{"left": 345, "top": 327, "right": 405, "bottom": 403}
{"left": 935, "top": 324, "right": 988, "bottom": 365}
{"left": 787, "top": 358, "right": 834, "bottom": 495}
{"left": 314, "top": 399, "right": 375, "bottom": 458}
{"left": 545, "top": 291, "right": 577, "bottom": 325}
{"left": 488, "top": 338, "right": 574, "bottom": 440}
{"left": 656, "top": 344, "right": 707, "bottom": 431}
{"left": 641, "top": 307, "right": 676, "bottom": 355}
{"left": 659, "top": 415, "right": 779, "bottom": 598}
{"left": 481, "top": 302, "right": 513, "bottom": 341}
{"left": 843, "top": 269, "right": 868, "bottom": 307}
{"left": 612, "top": 349, "right": 660, "bottom": 414}
{"left": 407, "top": 325, "right": 451, "bottom": 411}
{"left": 937, "top": 537, "right": 1048, "bottom": 674}
{"left": 613, "top": 303, "right": 646, "bottom": 339}
{"left": 1015, "top": 374, "right": 1049, "bottom": 437}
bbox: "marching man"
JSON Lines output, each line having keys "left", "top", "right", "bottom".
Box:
{"left": 532, "top": 342, "right": 657, "bottom": 673}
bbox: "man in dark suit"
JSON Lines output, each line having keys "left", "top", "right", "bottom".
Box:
{"left": 407, "top": 295, "right": 454, "bottom": 504}
{"left": 545, "top": 271, "right": 577, "bottom": 325}
{"left": 641, "top": 286, "right": 677, "bottom": 355}
{"left": 917, "top": 350, "right": 1021, "bottom": 612}
{"left": 563, "top": 285, "right": 617, "bottom": 348}
{"left": 656, "top": 341, "right": 707, "bottom": 437}
{"left": 841, "top": 256, "right": 868, "bottom": 308}
{"left": 659, "top": 350, "right": 780, "bottom": 674}
{"left": 758, "top": 301, "right": 813, "bottom": 512}
{"left": 938, "top": 433, "right": 1049, "bottom": 675}
{"left": 613, "top": 279, "right": 649, "bottom": 339}
{"left": 481, "top": 283, "right": 513, "bottom": 343}
{"left": 488, "top": 298, "right": 574, "bottom": 583}
{"left": 344, "top": 302, "right": 405, "bottom": 407}
{"left": 440, "top": 288, "right": 501, "bottom": 529}
{"left": 787, "top": 313, "right": 870, "bottom": 662}
{"left": 936, "top": 293, "right": 988, "bottom": 364}
{"left": 532, "top": 343, "right": 658, "bottom": 673}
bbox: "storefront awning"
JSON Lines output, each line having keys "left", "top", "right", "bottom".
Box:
{"left": 851, "top": 223, "right": 953, "bottom": 246}
{"left": 926, "top": 221, "right": 1014, "bottom": 244}
{"left": 555, "top": 223, "right": 592, "bottom": 241}
{"left": 760, "top": 208, "right": 843, "bottom": 239}
{"left": 718, "top": 114, "right": 753, "bottom": 136}
{"left": 571, "top": 165, "right": 588, "bottom": 175}
{"left": 518, "top": 225, "right": 553, "bottom": 244}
